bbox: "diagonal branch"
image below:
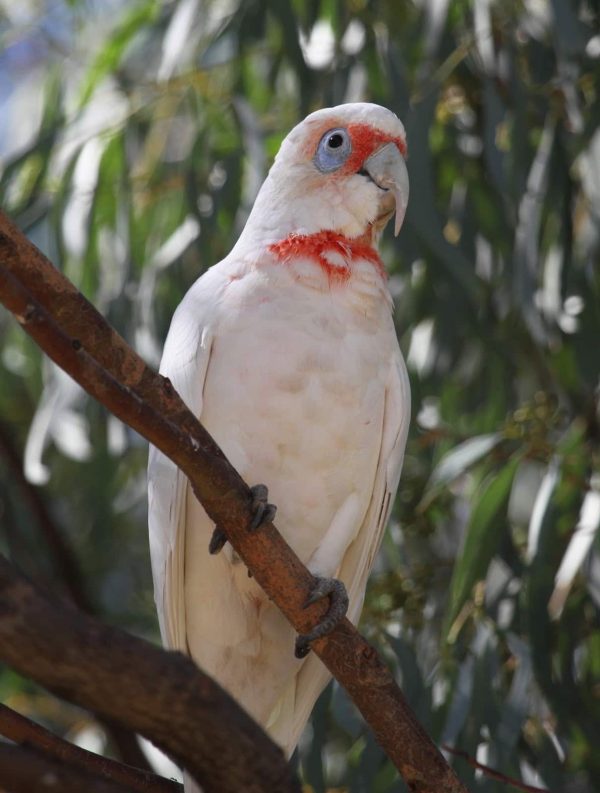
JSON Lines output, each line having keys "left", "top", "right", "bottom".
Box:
{"left": 0, "top": 703, "right": 181, "bottom": 793}
{"left": 0, "top": 209, "right": 467, "bottom": 793}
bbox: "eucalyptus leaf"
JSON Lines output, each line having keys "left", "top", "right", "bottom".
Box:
{"left": 77, "top": 0, "right": 159, "bottom": 109}
{"left": 445, "top": 456, "right": 520, "bottom": 636}
{"left": 429, "top": 432, "right": 502, "bottom": 489}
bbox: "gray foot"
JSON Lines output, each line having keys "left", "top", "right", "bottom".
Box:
{"left": 295, "top": 577, "right": 349, "bottom": 658}
{"left": 208, "top": 484, "right": 277, "bottom": 555}
{"left": 247, "top": 483, "right": 277, "bottom": 531}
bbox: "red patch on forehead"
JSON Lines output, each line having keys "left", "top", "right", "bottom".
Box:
{"left": 305, "top": 119, "right": 407, "bottom": 173}
{"left": 269, "top": 230, "right": 385, "bottom": 285}
{"left": 343, "top": 123, "right": 407, "bottom": 173}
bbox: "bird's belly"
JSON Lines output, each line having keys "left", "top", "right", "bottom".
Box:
{"left": 182, "top": 283, "right": 397, "bottom": 729}
{"left": 199, "top": 308, "right": 389, "bottom": 565}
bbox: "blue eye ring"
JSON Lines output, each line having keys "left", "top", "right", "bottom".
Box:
{"left": 314, "top": 127, "right": 352, "bottom": 173}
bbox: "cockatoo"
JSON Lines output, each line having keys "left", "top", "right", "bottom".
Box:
{"left": 148, "top": 103, "right": 411, "bottom": 781}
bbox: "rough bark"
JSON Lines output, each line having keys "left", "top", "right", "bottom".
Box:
{"left": 0, "top": 208, "right": 468, "bottom": 793}
{"left": 0, "top": 556, "right": 299, "bottom": 793}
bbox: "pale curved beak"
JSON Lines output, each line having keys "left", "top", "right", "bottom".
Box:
{"left": 363, "top": 142, "right": 409, "bottom": 236}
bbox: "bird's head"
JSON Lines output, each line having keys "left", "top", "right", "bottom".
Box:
{"left": 239, "top": 103, "right": 409, "bottom": 254}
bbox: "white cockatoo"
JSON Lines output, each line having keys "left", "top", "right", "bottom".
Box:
{"left": 148, "top": 103, "right": 411, "bottom": 780}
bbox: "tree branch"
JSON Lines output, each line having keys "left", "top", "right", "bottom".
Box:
{"left": 0, "top": 420, "right": 154, "bottom": 773}
{"left": 0, "top": 744, "right": 135, "bottom": 793}
{"left": 0, "top": 208, "right": 467, "bottom": 793}
{"left": 442, "top": 745, "right": 550, "bottom": 793}
{"left": 0, "top": 552, "right": 300, "bottom": 793}
{"left": 0, "top": 704, "right": 181, "bottom": 793}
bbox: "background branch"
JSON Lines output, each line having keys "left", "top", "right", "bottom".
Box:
{"left": 0, "top": 744, "right": 134, "bottom": 793}
{"left": 442, "top": 745, "right": 550, "bottom": 793}
{"left": 0, "top": 704, "right": 181, "bottom": 793}
{"left": 0, "top": 552, "right": 300, "bottom": 793}
{"left": 0, "top": 420, "right": 153, "bottom": 773}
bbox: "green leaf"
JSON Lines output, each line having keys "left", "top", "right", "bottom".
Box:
{"left": 445, "top": 455, "right": 520, "bottom": 638}
{"left": 429, "top": 432, "right": 502, "bottom": 488}
{"left": 77, "top": 0, "right": 159, "bottom": 109}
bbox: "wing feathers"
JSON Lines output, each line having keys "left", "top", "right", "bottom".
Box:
{"left": 148, "top": 283, "right": 215, "bottom": 650}
{"left": 268, "top": 353, "right": 410, "bottom": 755}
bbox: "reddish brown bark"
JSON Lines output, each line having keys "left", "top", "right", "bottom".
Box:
{"left": 0, "top": 209, "right": 468, "bottom": 793}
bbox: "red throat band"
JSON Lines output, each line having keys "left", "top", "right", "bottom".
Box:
{"left": 268, "top": 230, "right": 385, "bottom": 285}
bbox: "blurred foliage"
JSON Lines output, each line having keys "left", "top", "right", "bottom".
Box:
{"left": 1, "top": 0, "right": 599, "bottom": 790}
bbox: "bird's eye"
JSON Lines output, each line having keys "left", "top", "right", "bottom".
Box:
{"left": 314, "top": 128, "right": 351, "bottom": 173}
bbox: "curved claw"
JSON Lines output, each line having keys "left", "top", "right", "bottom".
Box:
{"left": 208, "top": 483, "right": 277, "bottom": 554}
{"left": 295, "top": 577, "right": 349, "bottom": 659}
{"left": 248, "top": 484, "right": 277, "bottom": 532}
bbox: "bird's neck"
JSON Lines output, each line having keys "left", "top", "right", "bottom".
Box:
{"left": 267, "top": 229, "right": 385, "bottom": 286}
{"left": 231, "top": 172, "right": 389, "bottom": 292}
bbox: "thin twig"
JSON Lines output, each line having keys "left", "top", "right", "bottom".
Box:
{"left": 443, "top": 744, "right": 550, "bottom": 793}
{"left": 0, "top": 704, "right": 181, "bottom": 793}
{"left": 0, "top": 208, "right": 468, "bottom": 792}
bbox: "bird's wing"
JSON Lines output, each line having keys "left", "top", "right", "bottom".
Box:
{"left": 147, "top": 277, "right": 217, "bottom": 651}
{"left": 269, "top": 351, "right": 411, "bottom": 754}
{"left": 343, "top": 351, "right": 411, "bottom": 618}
